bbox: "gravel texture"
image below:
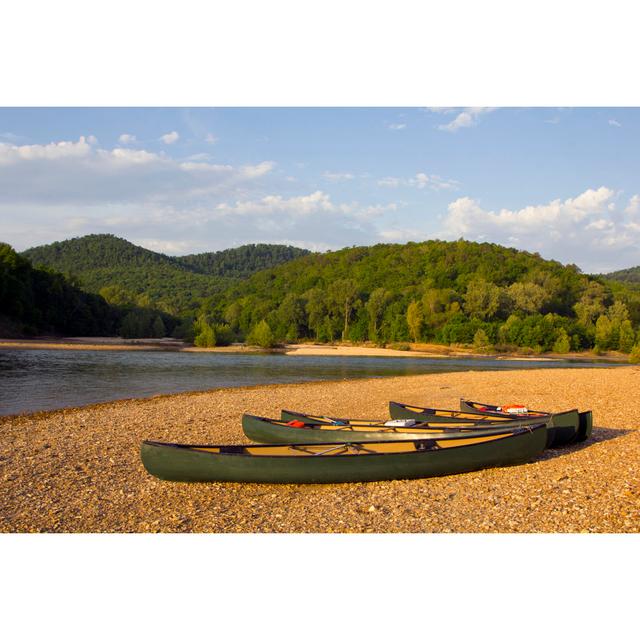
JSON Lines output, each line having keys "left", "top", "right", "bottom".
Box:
{"left": 1, "top": 367, "right": 639, "bottom": 533}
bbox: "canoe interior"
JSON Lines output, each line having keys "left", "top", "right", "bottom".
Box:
{"left": 285, "top": 407, "right": 516, "bottom": 424}
{"left": 461, "top": 399, "right": 547, "bottom": 417}
{"left": 259, "top": 416, "right": 508, "bottom": 433}
{"left": 151, "top": 430, "right": 535, "bottom": 458}
{"left": 388, "top": 402, "right": 526, "bottom": 422}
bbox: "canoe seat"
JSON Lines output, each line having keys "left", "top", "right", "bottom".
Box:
{"left": 218, "top": 445, "right": 246, "bottom": 455}
{"left": 414, "top": 440, "right": 439, "bottom": 451}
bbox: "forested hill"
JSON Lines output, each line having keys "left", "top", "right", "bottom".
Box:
{"left": 0, "top": 242, "right": 114, "bottom": 337}
{"left": 1, "top": 241, "right": 179, "bottom": 339}
{"left": 11, "top": 235, "right": 640, "bottom": 353}
{"left": 21, "top": 235, "right": 309, "bottom": 316}
{"left": 178, "top": 244, "right": 309, "bottom": 277}
{"left": 604, "top": 266, "right": 640, "bottom": 284}
{"left": 196, "top": 239, "right": 640, "bottom": 353}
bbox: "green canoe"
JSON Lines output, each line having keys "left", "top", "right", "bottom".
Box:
{"left": 140, "top": 424, "right": 547, "bottom": 484}
{"left": 280, "top": 407, "right": 513, "bottom": 426}
{"left": 459, "top": 399, "right": 592, "bottom": 444}
{"left": 388, "top": 400, "right": 575, "bottom": 448}
{"left": 243, "top": 413, "right": 538, "bottom": 444}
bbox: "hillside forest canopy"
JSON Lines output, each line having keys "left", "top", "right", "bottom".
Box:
{"left": 3, "top": 234, "right": 640, "bottom": 358}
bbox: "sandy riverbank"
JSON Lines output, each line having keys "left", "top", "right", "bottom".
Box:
{"left": 0, "top": 337, "right": 628, "bottom": 362}
{"left": 1, "top": 367, "right": 638, "bottom": 533}
{"left": 0, "top": 337, "right": 187, "bottom": 351}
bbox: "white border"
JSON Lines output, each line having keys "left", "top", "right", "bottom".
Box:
{"left": 1, "top": 1, "right": 640, "bottom": 106}
{"left": 2, "top": 534, "right": 638, "bottom": 638}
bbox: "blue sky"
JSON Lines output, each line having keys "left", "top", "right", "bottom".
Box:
{"left": 1, "top": 107, "right": 638, "bottom": 272}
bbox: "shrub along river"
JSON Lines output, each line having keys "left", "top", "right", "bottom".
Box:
{"left": 0, "top": 348, "right": 626, "bottom": 416}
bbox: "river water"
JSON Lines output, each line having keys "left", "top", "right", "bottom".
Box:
{"left": 0, "top": 348, "right": 624, "bottom": 416}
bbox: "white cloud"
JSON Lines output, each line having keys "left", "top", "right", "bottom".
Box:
{"left": 625, "top": 194, "right": 640, "bottom": 216}
{"left": 388, "top": 123, "right": 406, "bottom": 130}
{"left": 137, "top": 238, "right": 197, "bottom": 254}
{"left": 0, "top": 135, "right": 403, "bottom": 254}
{"left": 205, "top": 133, "right": 218, "bottom": 144}
{"left": 437, "top": 107, "right": 497, "bottom": 132}
{"left": 160, "top": 131, "right": 179, "bottom": 144}
{"left": 0, "top": 136, "right": 274, "bottom": 207}
{"left": 608, "top": 119, "right": 622, "bottom": 127}
{"left": 118, "top": 133, "right": 137, "bottom": 144}
{"left": 0, "top": 136, "right": 94, "bottom": 163}
{"left": 378, "top": 172, "right": 458, "bottom": 191}
{"left": 322, "top": 171, "right": 355, "bottom": 181}
{"left": 440, "top": 188, "right": 640, "bottom": 271}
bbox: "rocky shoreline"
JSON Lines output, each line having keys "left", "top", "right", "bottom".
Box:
{"left": 1, "top": 367, "right": 639, "bottom": 533}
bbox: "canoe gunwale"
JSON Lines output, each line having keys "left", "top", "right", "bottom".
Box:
{"left": 460, "top": 398, "right": 580, "bottom": 419}
{"left": 243, "top": 413, "right": 549, "bottom": 445}
{"left": 143, "top": 423, "right": 547, "bottom": 459}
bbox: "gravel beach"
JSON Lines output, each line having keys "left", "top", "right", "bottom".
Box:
{"left": 1, "top": 367, "right": 639, "bottom": 533}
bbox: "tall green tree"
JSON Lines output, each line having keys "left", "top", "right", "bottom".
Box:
{"left": 329, "top": 279, "right": 360, "bottom": 341}
{"left": 619, "top": 320, "right": 635, "bottom": 353}
{"left": 594, "top": 314, "right": 612, "bottom": 351}
{"left": 406, "top": 301, "right": 424, "bottom": 343}
{"left": 507, "top": 282, "right": 550, "bottom": 314}
{"left": 247, "top": 320, "right": 276, "bottom": 348}
{"left": 552, "top": 329, "right": 571, "bottom": 354}
{"left": 304, "top": 288, "right": 327, "bottom": 341}
{"left": 464, "top": 279, "right": 502, "bottom": 320}
{"left": 473, "top": 328, "right": 490, "bottom": 351}
{"left": 574, "top": 282, "right": 607, "bottom": 327}
{"left": 151, "top": 315, "right": 166, "bottom": 338}
{"left": 365, "top": 287, "right": 391, "bottom": 342}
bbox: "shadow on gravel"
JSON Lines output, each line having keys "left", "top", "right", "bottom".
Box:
{"left": 539, "top": 425, "right": 635, "bottom": 461}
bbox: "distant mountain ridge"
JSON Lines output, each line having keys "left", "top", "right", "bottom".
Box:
{"left": 22, "top": 234, "right": 309, "bottom": 278}
{"left": 177, "top": 244, "right": 310, "bottom": 278}
{"left": 604, "top": 266, "right": 640, "bottom": 284}
{"left": 21, "top": 234, "right": 310, "bottom": 314}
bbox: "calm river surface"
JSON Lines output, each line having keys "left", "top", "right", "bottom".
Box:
{"left": 0, "top": 348, "right": 625, "bottom": 416}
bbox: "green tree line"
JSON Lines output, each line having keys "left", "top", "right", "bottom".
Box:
{"left": 189, "top": 240, "right": 640, "bottom": 354}
{"left": 9, "top": 235, "right": 640, "bottom": 356}
{"left": 0, "top": 243, "right": 178, "bottom": 339}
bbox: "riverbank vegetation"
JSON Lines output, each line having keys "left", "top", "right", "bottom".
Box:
{"left": 5, "top": 234, "right": 640, "bottom": 358}
{"left": 194, "top": 239, "right": 640, "bottom": 356}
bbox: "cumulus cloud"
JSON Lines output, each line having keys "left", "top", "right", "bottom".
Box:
{"left": 388, "top": 123, "right": 406, "bottom": 130}
{"left": 0, "top": 135, "right": 401, "bottom": 254}
{"left": 205, "top": 133, "right": 218, "bottom": 144}
{"left": 437, "top": 107, "right": 497, "bottom": 132}
{"left": 608, "top": 119, "right": 622, "bottom": 127}
{"left": 625, "top": 194, "right": 640, "bottom": 216}
{"left": 118, "top": 133, "right": 137, "bottom": 144}
{"left": 160, "top": 131, "right": 179, "bottom": 144}
{"left": 378, "top": 172, "right": 458, "bottom": 191}
{"left": 0, "top": 136, "right": 276, "bottom": 207}
{"left": 439, "top": 187, "right": 640, "bottom": 271}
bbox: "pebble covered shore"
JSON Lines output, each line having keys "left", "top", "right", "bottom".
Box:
{"left": 1, "top": 367, "right": 639, "bottom": 533}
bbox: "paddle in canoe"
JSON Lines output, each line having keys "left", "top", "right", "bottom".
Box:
{"left": 243, "top": 413, "right": 545, "bottom": 444}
